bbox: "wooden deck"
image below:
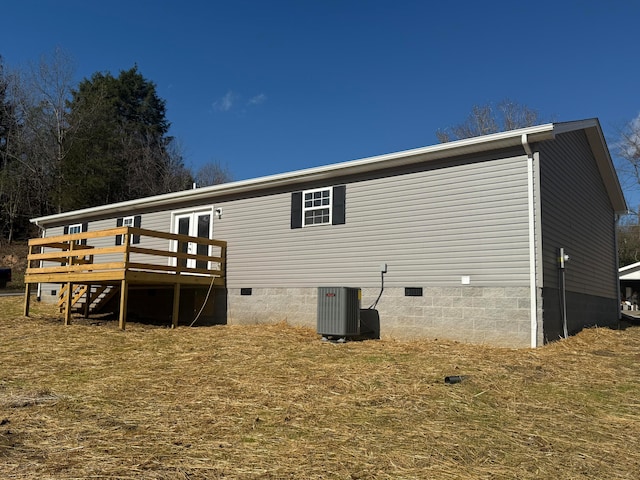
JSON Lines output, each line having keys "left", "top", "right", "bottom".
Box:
{"left": 23, "top": 226, "right": 226, "bottom": 329}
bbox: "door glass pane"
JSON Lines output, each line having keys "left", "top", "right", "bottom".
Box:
{"left": 177, "top": 217, "right": 190, "bottom": 268}
{"left": 196, "top": 214, "right": 211, "bottom": 269}
{"left": 178, "top": 217, "right": 190, "bottom": 236}
{"left": 197, "top": 215, "right": 210, "bottom": 238}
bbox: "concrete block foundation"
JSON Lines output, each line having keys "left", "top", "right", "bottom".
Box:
{"left": 226, "top": 286, "right": 533, "bottom": 348}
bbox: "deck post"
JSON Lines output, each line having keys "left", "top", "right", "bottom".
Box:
{"left": 64, "top": 282, "right": 73, "bottom": 325}
{"left": 118, "top": 230, "right": 131, "bottom": 330}
{"left": 24, "top": 283, "right": 31, "bottom": 317}
{"left": 119, "top": 279, "right": 128, "bottom": 330}
{"left": 64, "top": 240, "right": 75, "bottom": 326}
{"left": 84, "top": 284, "right": 91, "bottom": 318}
{"left": 172, "top": 283, "right": 181, "bottom": 328}
{"left": 24, "top": 243, "right": 33, "bottom": 317}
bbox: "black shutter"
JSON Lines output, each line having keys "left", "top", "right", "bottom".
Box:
{"left": 332, "top": 185, "right": 346, "bottom": 225}
{"left": 80, "top": 223, "right": 88, "bottom": 245}
{"left": 291, "top": 192, "right": 302, "bottom": 229}
{"left": 115, "top": 217, "right": 123, "bottom": 245}
{"left": 132, "top": 215, "right": 141, "bottom": 244}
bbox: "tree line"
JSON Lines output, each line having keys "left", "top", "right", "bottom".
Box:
{"left": 0, "top": 50, "right": 229, "bottom": 243}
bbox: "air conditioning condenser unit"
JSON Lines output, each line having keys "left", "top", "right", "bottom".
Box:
{"left": 317, "top": 286, "right": 361, "bottom": 339}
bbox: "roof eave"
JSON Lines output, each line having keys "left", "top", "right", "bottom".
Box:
{"left": 34, "top": 121, "right": 626, "bottom": 226}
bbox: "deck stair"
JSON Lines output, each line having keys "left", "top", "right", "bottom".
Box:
{"left": 57, "top": 284, "right": 87, "bottom": 313}
{"left": 88, "top": 285, "right": 120, "bottom": 314}
{"left": 57, "top": 284, "right": 120, "bottom": 316}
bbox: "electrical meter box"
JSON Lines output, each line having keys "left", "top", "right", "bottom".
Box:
{"left": 317, "top": 287, "right": 361, "bottom": 337}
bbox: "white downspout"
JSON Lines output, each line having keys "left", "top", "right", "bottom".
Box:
{"left": 522, "top": 134, "right": 538, "bottom": 348}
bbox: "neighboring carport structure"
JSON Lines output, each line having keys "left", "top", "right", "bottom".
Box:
{"left": 619, "top": 262, "right": 640, "bottom": 308}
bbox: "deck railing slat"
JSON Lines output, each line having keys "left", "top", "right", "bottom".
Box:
{"left": 25, "top": 226, "right": 226, "bottom": 286}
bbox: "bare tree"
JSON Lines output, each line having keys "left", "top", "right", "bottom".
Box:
{"left": 123, "top": 133, "right": 193, "bottom": 198}
{"left": 30, "top": 49, "right": 76, "bottom": 213}
{"left": 616, "top": 113, "right": 640, "bottom": 202}
{"left": 10, "top": 49, "right": 77, "bottom": 214}
{"left": 436, "top": 100, "right": 542, "bottom": 143}
{"left": 500, "top": 100, "right": 540, "bottom": 131}
{"left": 160, "top": 138, "right": 193, "bottom": 192}
{"left": 0, "top": 49, "right": 78, "bottom": 241}
{"left": 617, "top": 211, "right": 640, "bottom": 266}
{"left": 609, "top": 113, "right": 640, "bottom": 266}
{"left": 0, "top": 59, "right": 44, "bottom": 242}
{"left": 194, "top": 160, "right": 232, "bottom": 187}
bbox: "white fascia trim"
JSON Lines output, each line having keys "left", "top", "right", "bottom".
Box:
{"left": 619, "top": 261, "right": 640, "bottom": 273}
{"left": 32, "top": 123, "right": 558, "bottom": 226}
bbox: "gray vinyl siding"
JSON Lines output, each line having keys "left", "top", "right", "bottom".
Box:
{"left": 214, "top": 154, "right": 531, "bottom": 289}
{"left": 38, "top": 214, "right": 175, "bottom": 299}
{"left": 38, "top": 154, "right": 531, "bottom": 296}
{"left": 538, "top": 130, "right": 618, "bottom": 298}
{"left": 38, "top": 225, "right": 65, "bottom": 299}
{"left": 48, "top": 215, "right": 174, "bottom": 266}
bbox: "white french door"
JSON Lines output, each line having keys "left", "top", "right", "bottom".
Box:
{"left": 172, "top": 210, "right": 212, "bottom": 270}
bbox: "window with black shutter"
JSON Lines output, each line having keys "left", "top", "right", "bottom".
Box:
{"left": 291, "top": 185, "right": 346, "bottom": 228}
{"left": 115, "top": 215, "right": 141, "bottom": 245}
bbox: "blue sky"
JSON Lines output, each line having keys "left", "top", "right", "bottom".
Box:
{"left": 2, "top": 0, "right": 639, "bottom": 202}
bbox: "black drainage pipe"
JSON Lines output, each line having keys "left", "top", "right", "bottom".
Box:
{"left": 444, "top": 375, "right": 465, "bottom": 384}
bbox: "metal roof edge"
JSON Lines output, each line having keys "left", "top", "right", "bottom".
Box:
{"left": 32, "top": 122, "right": 590, "bottom": 226}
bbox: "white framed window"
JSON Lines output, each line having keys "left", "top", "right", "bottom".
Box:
{"left": 67, "top": 223, "right": 82, "bottom": 235}
{"left": 118, "top": 216, "right": 134, "bottom": 245}
{"left": 291, "top": 185, "right": 345, "bottom": 229}
{"left": 303, "top": 187, "right": 332, "bottom": 226}
{"left": 115, "top": 215, "right": 141, "bottom": 245}
{"left": 64, "top": 223, "right": 87, "bottom": 245}
{"left": 122, "top": 216, "right": 135, "bottom": 229}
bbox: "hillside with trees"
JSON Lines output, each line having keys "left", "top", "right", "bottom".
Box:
{"left": 0, "top": 51, "right": 229, "bottom": 244}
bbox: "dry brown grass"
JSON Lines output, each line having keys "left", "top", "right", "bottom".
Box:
{"left": 1, "top": 296, "right": 639, "bottom": 479}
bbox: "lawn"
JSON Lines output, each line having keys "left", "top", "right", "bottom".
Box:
{"left": 1, "top": 296, "right": 639, "bottom": 479}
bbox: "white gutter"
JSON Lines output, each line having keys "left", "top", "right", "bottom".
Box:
{"left": 31, "top": 123, "right": 558, "bottom": 227}
{"left": 522, "top": 134, "right": 538, "bottom": 348}
{"left": 32, "top": 119, "right": 628, "bottom": 228}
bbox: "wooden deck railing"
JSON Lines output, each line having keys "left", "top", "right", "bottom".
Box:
{"left": 24, "top": 226, "right": 226, "bottom": 285}
{"left": 24, "top": 227, "right": 227, "bottom": 329}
